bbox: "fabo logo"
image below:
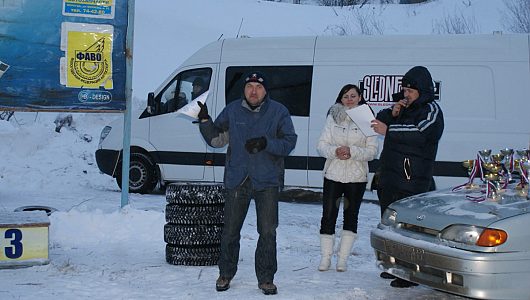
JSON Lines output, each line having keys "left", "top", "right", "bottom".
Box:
{"left": 69, "top": 37, "right": 109, "bottom": 86}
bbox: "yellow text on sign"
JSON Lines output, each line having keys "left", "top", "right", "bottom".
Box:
{"left": 0, "top": 227, "right": 49, "bottom": 261}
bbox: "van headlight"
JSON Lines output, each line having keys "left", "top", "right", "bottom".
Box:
{"left": 440, "top": 224, "right": 507, "bottom": 247}
{"left": 381, "top": 208, "right": 397, "bottom": 226}
{"left": 99, "top": 126, "right": 112, "bottom": 146}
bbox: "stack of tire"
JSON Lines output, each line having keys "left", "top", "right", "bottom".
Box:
{"left": 164, "top": 183, "right": 225, "bottom": 266}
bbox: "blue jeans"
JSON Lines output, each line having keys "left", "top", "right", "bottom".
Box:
{"left": 219, "top": 178, "right": 279, "bottom": 284}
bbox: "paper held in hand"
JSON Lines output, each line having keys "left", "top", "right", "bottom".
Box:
{"left": 345, "top": 104, "right": 378, "bottom": 136}
{"left": 176, "top": 91, "right": 209, "bottom": 118}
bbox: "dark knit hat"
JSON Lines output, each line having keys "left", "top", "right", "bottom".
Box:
{"left": 401, "top": 76, "right": 418, "bottom": 90}
{"left": 401, "top": 66, "right": 433, "bottom": 92}
{"left": 401, "top": 66, "right": 435, "bottom": 104}
{"left": 244, "top": 72, "right": 267, "bottom": 90}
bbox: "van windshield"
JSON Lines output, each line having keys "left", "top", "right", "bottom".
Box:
{"left": 158, "top": 68, "right": 212, "bottom": 115}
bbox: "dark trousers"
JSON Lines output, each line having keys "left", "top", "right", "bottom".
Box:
{"left": 378, "top": 188, "right": 415, "bottom": 217}
{"left": 218, "top": 178, "right": 279, "bottom": 284}
{"left": 320, "top": 178, "right": 366, "bottom": 235}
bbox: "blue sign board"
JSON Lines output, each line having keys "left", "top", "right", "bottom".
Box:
{"left": 0, "top": 0, "right": 130, "bottom": 111}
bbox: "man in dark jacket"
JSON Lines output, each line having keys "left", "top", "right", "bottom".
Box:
{"left": 371, "top": 66, "right": 444, "bottom": 288}
{"left": 197, "top": 72, "right": 297, "bottom": 295}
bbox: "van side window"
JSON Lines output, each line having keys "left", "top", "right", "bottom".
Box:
{"left": 225, "top": 66, "right": 313, "bottom": 117}
{"left": 158, "top": 68, "right": 212, "bottom": 115}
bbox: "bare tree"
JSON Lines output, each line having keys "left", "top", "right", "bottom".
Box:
{"left": 353, "top": 8, "right": 385, "bottom": 34}
{"left": 432, "top": 11, "right": 479, "bottom": 34}
{"left": 324, "top": 6, "right": 384, "bottom": 35}
{"left": 318, "top": 0, "right": 368, "bottom": 6}
{"left": 399, "top": 0, "right": 429, "bottom": 3}
{"left": 503, "top": 0, "right": 530, "bottom": 33}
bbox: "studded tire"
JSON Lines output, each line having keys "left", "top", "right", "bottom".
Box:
{"left": 165, "top": 244, "right": 220, "bottom": 266}
{"left": 165, "top": 204, "right": 224, "bottom": 225}
{"left": 164, "top": 224, "right": 223, "bottom": 246}
{"left": 166, "top": 183, "right": 225, "bottom": 205}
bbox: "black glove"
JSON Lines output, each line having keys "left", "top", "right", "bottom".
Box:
{"left": 197, "top": 101, "right": 210, "bottom": 121}
{"left": 245, "top": 137, "right": 267, "bottom": 154}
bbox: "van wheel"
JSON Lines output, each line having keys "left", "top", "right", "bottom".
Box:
{"left": 116, "top": 153, "right": 157, "bottom": 194}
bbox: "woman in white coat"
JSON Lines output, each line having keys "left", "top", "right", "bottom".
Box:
{"left": 316, "top": 84, "right": 378, "bottom": 272}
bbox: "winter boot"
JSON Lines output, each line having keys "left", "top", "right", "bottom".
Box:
{"left": 318, "top": 234, "right": 335, "bottom": 271}
{"left": 336, "top": 230, "right": 357, "bottom": 272}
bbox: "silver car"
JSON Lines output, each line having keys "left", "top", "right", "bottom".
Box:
{"left": 371, "top": 187, "right": 530, "bottom": 300}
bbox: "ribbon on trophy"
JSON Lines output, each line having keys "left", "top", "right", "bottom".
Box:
{"left": 452, "top": 156, "right": 481, "bottom": 192}
{"left": 508, "top": 152, "right": 515, "bottom": 173}
{"left": 518, "top": 162, "right": 528, "bottom": 188}
{"left": 476, "top": 153, "right": 486, "bottom": 182}
{"left": 486, "top": 180, "right": 497, "bottom": 199}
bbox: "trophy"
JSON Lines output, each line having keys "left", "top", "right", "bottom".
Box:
{"left": 482, "top": 162, "right": 501, "bottom": 174}
{"left": 491, "top": 153, "right": 513, "bottom": 183}
{"left": 490, "top": 153, "right": 505, "bottom": 164}
{"left": 501, "top": 148, "right": 514, "bottom": 156}
{"left": 500, "top": 148, "right": 515, "bottom": 182}
{"left": 478, "top": 149, "right": 492, "bottom": 163}
{"left": 516, "top": 149, "right": 530, "bottom": 162}
{"left": 482, "top": 161, "right": 505, "bottom": 199}
{"left": 484, "top": 173, "right": 501, "bottom": 201}
{"left": 461, "top": 159, "right": 479, "bottom": 189}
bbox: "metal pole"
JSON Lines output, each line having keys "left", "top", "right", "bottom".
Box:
{"left": 121, "top": 0, "right": 135, "bottom": 208}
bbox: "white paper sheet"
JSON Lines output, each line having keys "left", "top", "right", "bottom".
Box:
{"left": 176, "top": 91, "right": 209, "bottom": 118}
{"left": 345, "top": 104, "right": 378, "bottom": 136}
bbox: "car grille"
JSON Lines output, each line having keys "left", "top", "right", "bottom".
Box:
{"left": 401, "top": 223, "right": 439, "bottom": 237}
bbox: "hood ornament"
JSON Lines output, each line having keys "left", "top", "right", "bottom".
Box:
{"left": 416, "top": 215, "right": 425, "bottom": 221}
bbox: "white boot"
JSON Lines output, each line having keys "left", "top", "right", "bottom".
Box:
{"left": 318, "top": 234, "right": 335, "bottom": 271}
{"left": 336, "top": 230, "right": 357, "bottom": 272}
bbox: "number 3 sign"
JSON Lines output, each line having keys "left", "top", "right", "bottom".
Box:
{"left": 0, "top": 212, "right": 50, "bottom": 268}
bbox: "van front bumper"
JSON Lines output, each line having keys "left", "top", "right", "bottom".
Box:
{"left": 370, "top": 227, "right": 530, "bottom": 300}
{"left": 95, "top": 149, "right": 120, "bottom": 176}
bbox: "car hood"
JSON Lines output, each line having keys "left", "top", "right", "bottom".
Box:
{"left": 389, "top": 187, "right": 530, "bottom": 230}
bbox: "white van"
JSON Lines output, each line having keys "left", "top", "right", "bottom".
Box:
{"left": 96, "top": 34, "right": 530, "bottom": 194}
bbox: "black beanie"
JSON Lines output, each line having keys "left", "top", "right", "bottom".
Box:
{"left": 244, "top": 72, "right": 267, "bottom": 90}
{"left": 401, "top": 66, "right": 433, "bottom": 93}
{"left": 401, "top": 66, "right": 435, "bottom": 104}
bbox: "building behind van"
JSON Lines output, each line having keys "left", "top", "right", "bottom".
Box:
{"left": 95, "top": 34, "right": 530, "bottom": 194}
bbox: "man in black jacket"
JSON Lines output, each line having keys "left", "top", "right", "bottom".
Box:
{"left": 371, "top": 66, "right": 444, "bottom": 288}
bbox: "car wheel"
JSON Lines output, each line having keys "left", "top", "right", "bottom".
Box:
{"left": 166, "top": 183, "right": 225, "bottom": 205}
{"left": 165, "top": 244, "right": 220, "bottom": 266}
{"left": 116, "top": 152, "right": 157, "bottom": 194}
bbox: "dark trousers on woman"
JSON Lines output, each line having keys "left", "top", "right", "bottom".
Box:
{"left": 320, "top": 178, "right": 366, "bottom": 235}
{"left": 218, "top": 178, "right": 279, "bottom": 285}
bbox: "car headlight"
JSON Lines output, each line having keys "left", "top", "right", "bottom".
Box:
{"left": 440, "top": 224, "right": 507, "bottom": 247}
{"left": 99, "top": 126, "right": 112, "bottom": 146}
{"left": 381, "top": 208, "right": 397, "bottom": 226}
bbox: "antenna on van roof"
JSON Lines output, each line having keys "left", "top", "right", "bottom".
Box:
{"left": 217, "top": 34, "right": 224, "bottom": 41}
{"left": 236, "top": 18, "right": 244, "bottom": 38}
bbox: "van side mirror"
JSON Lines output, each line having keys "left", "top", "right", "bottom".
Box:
{"left": 147, "top": 92, "right": 155, "bottom": 114}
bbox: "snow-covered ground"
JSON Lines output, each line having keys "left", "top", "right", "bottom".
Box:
{"left": 0, "top": 0, "right": 514, "bottom": 299}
